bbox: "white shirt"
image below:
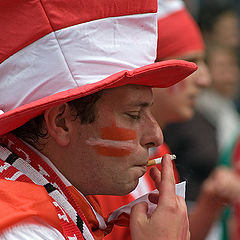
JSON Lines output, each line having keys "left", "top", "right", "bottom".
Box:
{"left": 0, "top": 217, "right": 65, "bottom": 240}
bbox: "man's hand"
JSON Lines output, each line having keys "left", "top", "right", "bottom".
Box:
{"left": 201, "top": 166, "right": 240, "bottom": 205}
{"left": 130, "top": 154, "right": 190, "bottom": 240}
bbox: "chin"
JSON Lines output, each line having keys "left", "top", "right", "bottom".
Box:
{"left": 118, "top": 180, "right": 139, "bottom": 196}
{"left": 179, "top": 109, "right": 194, "bottom": 122}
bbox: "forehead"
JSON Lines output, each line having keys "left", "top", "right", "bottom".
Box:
{"left": 100, "top": 85, "right": 153, "bottom": 107}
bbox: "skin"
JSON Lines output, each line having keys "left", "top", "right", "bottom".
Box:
{"left": 152, "top": 52, "right": 211, "bottom": 128}
{"left": 40, "top": 85, "right": 163, "bottom": 196}
{"left": 207, "top": 47, "right": 239, "bottom": 98}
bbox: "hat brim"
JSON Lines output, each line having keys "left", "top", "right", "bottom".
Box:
{"left": 0, "top": 59, "right": 197, "bottom": 136}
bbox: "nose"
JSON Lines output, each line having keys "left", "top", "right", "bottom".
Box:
{"left": 140, "top": 113, "right": 163, "bottom": 149}
{"left": 194, "top": 61, "right": 211, "bottom": 87}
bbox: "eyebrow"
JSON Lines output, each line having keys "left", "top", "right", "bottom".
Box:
{"left": 185, "top": 57, "right": 198, "bottom": 63}
{"left": 129, "top": 101, "right": 153, "bottom": 108}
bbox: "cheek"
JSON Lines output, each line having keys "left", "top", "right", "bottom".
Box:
{"left": 87, "top": 122, "right": 137, "bottom": 157}
{"left": 167, "top": 81, "right": 186, "bottom": 95}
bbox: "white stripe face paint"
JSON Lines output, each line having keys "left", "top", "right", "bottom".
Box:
{"left": 86, "top": 137, "right": 136, "bottom": 151}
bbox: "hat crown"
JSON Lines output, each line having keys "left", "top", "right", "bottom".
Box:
{"left": 0, "top": 0, "right": 158, "bottom": 113}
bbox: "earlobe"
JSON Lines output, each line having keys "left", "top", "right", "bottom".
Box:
{"left": 44, "top": 104, "right": 71, "bottom": 146}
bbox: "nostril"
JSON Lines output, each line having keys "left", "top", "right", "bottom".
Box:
{"left": 146, "top": 142, "right": 155, "bottom": 148}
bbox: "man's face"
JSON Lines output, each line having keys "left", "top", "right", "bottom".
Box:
{"left": 208, "top": 49, "right": 239, "bottom": 98}
{"left": 68, "top": 85, "right": 163, "bottom": 195}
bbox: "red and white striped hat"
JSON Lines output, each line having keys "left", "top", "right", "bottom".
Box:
{"left": 0, "top": 0, "right": 197, "bottom": 136}
{"left": 157, "top": 0, "right": 204, "bottom": 60}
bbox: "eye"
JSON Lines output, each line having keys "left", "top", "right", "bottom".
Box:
{"left": 126, "top": 112, "right": 140, "bottom": 120}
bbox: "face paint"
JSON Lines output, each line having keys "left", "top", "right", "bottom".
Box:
{"left": 87, "top": 122, "right": 137, "bottom": 157}
{"left": 87, "top": 138, "right": 136, "bottom": 156}
{"left": 101, "top": 122, "right": 137, "bottom": 141}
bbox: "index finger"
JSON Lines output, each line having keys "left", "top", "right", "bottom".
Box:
{"left": 157, "top": 154, "right": 176, "bottom": 204}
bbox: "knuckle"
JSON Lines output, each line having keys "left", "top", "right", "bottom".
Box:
{"left": 165, "top": 199, "right": 178, "bottom": 213}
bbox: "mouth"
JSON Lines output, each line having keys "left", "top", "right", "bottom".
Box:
{"left": 135, "top": 164, "right": 148, "bottom": 173}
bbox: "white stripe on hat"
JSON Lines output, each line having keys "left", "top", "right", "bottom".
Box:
{"left": 157, "top": 0, "right": 185, "bottom": 18}
{"left": 0, "top": 13, "right": 157, "bottom": 112}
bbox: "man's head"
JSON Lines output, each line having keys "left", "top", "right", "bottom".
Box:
{"left": 152, "top": 0, "right": 211, "bottom": 127}
{"left": 206, "top": 45, "right": 239, "bottom": 98}
{"left": 0, "top": 0, "right": 197, "bottom": 195}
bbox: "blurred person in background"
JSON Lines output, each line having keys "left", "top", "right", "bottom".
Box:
{"left": 164, "top": 44, "right": 240, "bottom": 239}
{"left": 95, "top": 1, "right": 240, "bottom": 240}
{"left": 164, "top": 45, "right": 240, "bottom": 203}
{"left": 197, "top": 46, "right": 240, "bottom": 156}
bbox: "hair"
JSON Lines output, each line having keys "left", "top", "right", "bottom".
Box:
{"left": 12, "top": 91, "right": 103, "bottom": 146}
{"left": 198, "top": 1, "right": 236, "bottom": 32}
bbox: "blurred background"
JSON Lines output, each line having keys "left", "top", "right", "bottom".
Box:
{"left": 164, "top": 1, "right": 240, "bottom": 239}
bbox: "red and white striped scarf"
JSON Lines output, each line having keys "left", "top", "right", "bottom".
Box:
{"left": 0, "top": 133, "right": 111, "bottom": 240}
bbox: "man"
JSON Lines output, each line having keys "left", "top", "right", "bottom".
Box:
{"left": 0, "top": 0, "right": 196, "bottom": 239}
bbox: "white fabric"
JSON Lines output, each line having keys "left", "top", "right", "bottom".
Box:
{"left": 0, "top": 13, "right": 157, "bottom": 112}
{"left": 131, "top": 174, "right": 152, "bottom": 199}
{"left": 108, "top": 181, "right": 186, "bottom": 222}
{"left": 0, "top": 217, "right": 65, "bottom": 240}
{"left": 157, "top": 0, "right": 184, "bottom": 18}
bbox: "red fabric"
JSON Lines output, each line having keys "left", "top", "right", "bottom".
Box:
{"left": 68, "top": 187, "right": 107, "bottom": 240}
{"left": 0, "top": 60, "right": 197, "bottom": 137}
{"left": 0, "top": 134, "right": 94, "bottom": 239}
{"left": 0, "top": 179, "right": 62, "bottom": 235}
{"left": 233, "top": 136, "right": 240, "bottom": 174}
{"left": 157, "top": 9, "right": 204, "bottom": 60}
{"left": 0, "top": 0, "right": 157, "bottom": 63}
{"left": 232, "top": 136, "right": 240, "bottom": 239}
{"left": 95, "top": 143, "right": 179, "bottom": 240}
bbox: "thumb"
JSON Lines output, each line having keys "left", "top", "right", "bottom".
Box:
{"left": 130, "top": 202, "right": 148, "bottom": 240}
{"left": 130, "top": 202, "right": 148, "bottom": 225}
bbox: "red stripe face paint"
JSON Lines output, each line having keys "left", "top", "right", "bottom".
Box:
{"left": 87, "top": 123, "right": 137, "bottom": 157}
{"left": 101, "top": 123, "right": 137, "bottom": 141}
{"left": 93, "top": 146, "right": 132, "bottom": 157}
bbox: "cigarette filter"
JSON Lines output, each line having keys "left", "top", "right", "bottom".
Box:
{"left": 147, "top": 154, "right": 176, "bottom": 167}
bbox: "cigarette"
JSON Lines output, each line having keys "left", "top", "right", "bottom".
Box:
{"left": 147, "top": 154, "right": 176, "bottom": 167}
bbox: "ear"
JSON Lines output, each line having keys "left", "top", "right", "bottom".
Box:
{"left": 44, "top": 103, "right": 74, "bottom": 146}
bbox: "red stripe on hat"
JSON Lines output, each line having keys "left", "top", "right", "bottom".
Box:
{"left": 0, "top": 0, "right": 157, "bottom": 63}
{"left": 0, "top": 0, "right": 52, "bottom": 64}
{"left": 157, "top": 9, "right": 204, "bottom": 60}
